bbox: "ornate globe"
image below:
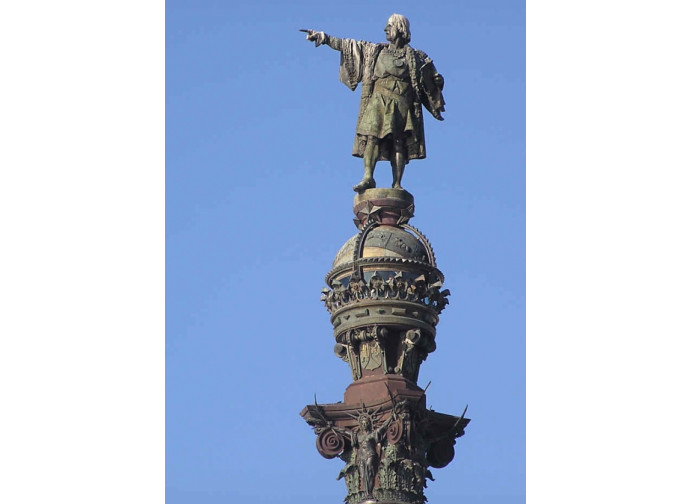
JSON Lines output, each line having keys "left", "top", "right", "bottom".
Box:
{"left": 320, "top": 190, "right": 450, "bottom": 389}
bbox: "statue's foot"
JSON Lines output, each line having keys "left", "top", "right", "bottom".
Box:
{"left": 353, "top": 178, "right": 376, "bottom": 192}
{"left": 392, "top": 183, "right": 403, "bottom": 190}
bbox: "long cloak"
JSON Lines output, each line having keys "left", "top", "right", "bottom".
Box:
{"left": 333, "top": 37, "right": 445, "bottom": 162}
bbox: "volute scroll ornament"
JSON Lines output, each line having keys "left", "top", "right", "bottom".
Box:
{"left": 316, "top": 428, "right": 347, "bottom": 459}
{"left": 386, "top": 416, "right": 404, "bottom": 445}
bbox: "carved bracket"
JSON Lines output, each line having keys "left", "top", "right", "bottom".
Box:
{"left": 302, "top": 395, "right": 471, "bottom": 504}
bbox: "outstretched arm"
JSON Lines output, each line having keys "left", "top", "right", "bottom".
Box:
{"left": 326, "top": 422, "right": 354, "bottom": 444}
{"left": 301, "top": 29, "right": 343, "bottom": 51}
{"left": 374, "top": 412, "right": 396, "bottom": 439}
{"left": 301, "top": 30, "right": 365, "bottom": 91}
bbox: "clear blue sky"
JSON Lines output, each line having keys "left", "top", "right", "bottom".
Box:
{"left": 166, "top": 1, "right": 525, "bottom": 503}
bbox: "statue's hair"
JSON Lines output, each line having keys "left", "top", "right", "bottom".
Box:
{"left": 388, "top": 13, "right": 411, "bottom": 44}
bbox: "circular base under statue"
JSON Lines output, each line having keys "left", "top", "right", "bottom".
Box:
{"left": 353, "top": 188, "right": 415, "bottom": 229}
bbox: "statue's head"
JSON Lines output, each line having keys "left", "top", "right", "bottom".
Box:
{"left": 385, "top": 14, "right": 411, "bottom": 44}
{"left": 358, "top": 415, "right": 373, "bottom": 431}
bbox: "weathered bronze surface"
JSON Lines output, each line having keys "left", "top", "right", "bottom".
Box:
{"left": 300, "top": 15, "right": 465, "bottom": 504}
{"left": 303, "top": 14, "right": 445, "bottom": 192}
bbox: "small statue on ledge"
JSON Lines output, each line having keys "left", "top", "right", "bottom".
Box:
{"left": 325, "top": 410, "right": 397, "bottom": 499}
{"left": 302, "top": 14, "right": 445, "bottom": 192}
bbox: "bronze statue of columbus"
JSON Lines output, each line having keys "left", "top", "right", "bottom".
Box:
{"left": 303, "top": 14, "right": 445, "bottom": 192}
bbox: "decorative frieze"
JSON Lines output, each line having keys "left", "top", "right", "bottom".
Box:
{"left": 322, "top": 271, "right": 450, "bottom": 315}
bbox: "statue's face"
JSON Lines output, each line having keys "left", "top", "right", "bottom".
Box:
{"left": 359, "top": 416, "right": 372, "bottom": 431}
{"left": 384, "top": 21, "right": 395, "bottom": 42}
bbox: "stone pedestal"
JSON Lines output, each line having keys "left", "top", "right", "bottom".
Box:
{"left": 353, "top": 188, "right": 415, "bottom": 229}
{"left": 301, "top": 188, "right": 469, "bottom": 504}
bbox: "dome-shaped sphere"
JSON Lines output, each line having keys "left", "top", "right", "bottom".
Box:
{"left": 321, "top": 220, "right": 450, "bottom": 385}
{"left": 332, "top": 225, "right": 429, "bottom": 269}
{"left": 319, "top": 207, "right": 450, "bottom": 387}
{"left": 325, "top": 221, "right": 443, "bottom": 291}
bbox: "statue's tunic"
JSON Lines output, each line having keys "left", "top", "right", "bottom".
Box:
{"left": 328, "top": 37, "right": 445, "bottom": 163}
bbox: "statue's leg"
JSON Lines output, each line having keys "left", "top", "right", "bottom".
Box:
{"left": 363, "top": 459, "right": 374, "bottom": 496}
{"left": 391, "top": 137, "right": 406, "bottom": 189}
{"left": 353, "top": 136, "right": 379, "bottom": 192}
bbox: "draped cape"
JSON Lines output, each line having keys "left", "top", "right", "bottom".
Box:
{"left": 333, "top": 37, "right": 445, "bottom": 161}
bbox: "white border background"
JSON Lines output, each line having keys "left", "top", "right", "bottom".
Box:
{"left": 528, "top": 1, "right": 690, "bottom": 502}
{"left": 2, "top": 1, "right": 689, "bottom": 502}
{"left": 1, "top": 2, "right": 164, "bottom": 502}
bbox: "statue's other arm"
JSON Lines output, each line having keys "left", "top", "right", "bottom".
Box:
{"left": 374, "top": 413, "right": 396, "bottom": 440}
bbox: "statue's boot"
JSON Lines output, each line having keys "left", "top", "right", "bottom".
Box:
{"left": 353, "top": 177, "right": 376, "bottom": 192}
{"left": 355, "top": 151, "right": 378, "bottom": 192}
